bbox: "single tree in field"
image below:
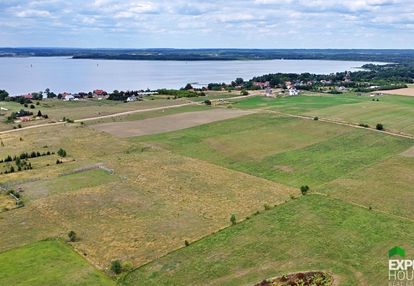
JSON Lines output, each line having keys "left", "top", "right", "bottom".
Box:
{"left": 68, "top": 230, "right": 77, "bottom": 242}
{"left": 57, "top": 148, "right": 67, "bottom": 157}
{"left": 300, "top": 185, "right": 310, "bottom": 195}
{"left": 376, "top": 123, "right": 384, "bottom": 131}
{"left": 230, "top": 214, "right": 237, "bottom": 225}
{"left": 37, "top": 110, "right": 43, "bottom": 117}
{"left": 111, "top": 260, "right": 122, "bottom": 274}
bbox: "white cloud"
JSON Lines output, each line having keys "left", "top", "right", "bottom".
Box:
{"left": 0, "top": 0, "right": 413, "bottom": 48}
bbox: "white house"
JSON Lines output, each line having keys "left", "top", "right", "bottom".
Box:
{"left": 288, "top": 88, "right": 299, "bottom": 96}
{"left": 64, "top": 94, "right": 75, "bottom": 101}
{"left": 126, "top": 96, "right": 137, "bottom": 102}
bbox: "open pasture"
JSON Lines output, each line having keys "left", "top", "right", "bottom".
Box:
{"left": 0, "top": 240, "right": 115, "bottom": 286}
{"left": 319, "top": 153, "right": 414, "bottom": 219}
{"left": 135, "top": 113, "right": 412, "bottom": 187}
{"left": 124, "top": 195, "right": 414, "bottom": 286}
{"left": 0, "top": 122, "right": 296, "bottom": 269}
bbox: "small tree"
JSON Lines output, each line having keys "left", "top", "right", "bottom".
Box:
{"left": 300, "top": 185, "right": 310, "bottom": 195}
{"left": 111, "top": 260, "right": 122, "bottom": 274}
{"left": 230, "top": 214, "right": 237, "bottom": 225}
{"left": 37, "top": 110, "right": 43, "bottom": 117}
{"left": 184, "top": 83, "right": 193, "bottom": 90}
{"left": 376, "top": 123, "right": 384, "bottom": 131}
{"left": 204, "top": 99, "right": 212, "bottom": 106}
{"left": 68, "top": 230, "right": 77, "bottom": 242}
{"left": 57, "top": 148, "right": 67, "bottom": 157}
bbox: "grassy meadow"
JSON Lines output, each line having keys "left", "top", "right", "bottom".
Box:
{"left": 0, "top": 92, "right": 413, "bottom": 285}
{"left": 0, "top": 121, "right": 296, "bottom": 270}
{"left": 0, "top": 98, "right": 193, "bottom": 131}
{"left": 0, "top": 240, "right": 115, "bottom": 286}
{"left": 233, "top": 94, "right": 414, "bottom": 135}
{"left": 124, "top": 195, "right": 414, "bottom": 286}
{"left": 134, "top": 113, "right": 412, "bottom": 187}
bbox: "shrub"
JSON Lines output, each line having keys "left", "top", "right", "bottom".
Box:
{"left": 230, "top": 214, "right": 237, "bottom": 225}
{"left": 204, "top": 99, "right": 212, "bottom": 106}
{"left": 264, "top": 204, "right": 272, "bottom": 211}
{"left": 57, "top": 148, "right": 67, "bottom": 157}
{"left": 313, "top": 116, "right": 319, "bottom": 121}
{"left": 111, "top": 260, "right": 122, "bottom": 274}
{"left": 359, "top": 123, "right": 369, "bottom": 128}
{"left": 185, "top": 240, "right": 190, "bottom": 247}
{"left": 300, "top": 185, "right": 310, "bottom": 195}
{"left": 68, "top": 230, "right": 77, "bottom": 242}
{"left": 241, "top": 90, "right": 249, "bottom": 96}
{"left": 122, "top": 261, "right": 133, "bottom": 272}
{"left": 376, "top": 123, "right": 384, "bottom": 131}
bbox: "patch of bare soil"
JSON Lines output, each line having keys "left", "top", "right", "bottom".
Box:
{"left": 92, "top": 109, "right": 255, "bottom": 137}
{"left": 274, "top": 165, "right": 295, "bottom": 173}
{"left": 377, "top": 88, "right": 414, "bottom": 96}
{"left": 401, "top": 146, "right": 414, "bottom": 158}
{"left": 255, "top": 272, "right": 333, "bottom": 286}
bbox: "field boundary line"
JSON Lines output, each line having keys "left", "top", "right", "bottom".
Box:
{"left": 311, "top": 193, "right": 414, "bottom": 224}
{"left": 257, "top": 109, "right": 414, "bottom": 140}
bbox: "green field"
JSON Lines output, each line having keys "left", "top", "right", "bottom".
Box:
{"left": 233, "top": 94, "right": 414, "bottom": 135}
{"left": 233, "top": 94, "right": 367, "bottom": 113}
{"left": 124, "top": 195, "right": 414, "bottom": 286}
{"left": 0, "top": 240, "right": 115, "bottom": 286}
{"left": 134, "top": 114, "right": 412, "bottom": 187}
{"left": 0, "top": 98, "right": 193, "bottom": 131}
{"left": 0, "top": 92, "right": 413, "bottom": 285}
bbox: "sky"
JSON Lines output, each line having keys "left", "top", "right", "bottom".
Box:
{"left": 0, "top": 0, "right": 413, "bottom": 48}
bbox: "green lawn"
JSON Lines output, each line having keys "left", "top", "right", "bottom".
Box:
{"left": 0, "top": 240, "right": 115, "bottom": 286}
{"left": 123, "top": 195, "right": 414, "bottom": 286}
{"left": 134, "top": 114, "right": 412, "bottom": 187}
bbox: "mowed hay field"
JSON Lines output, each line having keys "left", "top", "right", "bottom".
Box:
{"left": 124, "top": 195, "right": 414, "bottom": 286}
{"left": 0, "top": 240, "right": 115, "bottom": 286}
{"left": 0, "top": 122, "right": 296, "bottom": 271}
{"left": 92, "top": 109, "right": 255, "bottom": 137}
{"left": 134, "top": 113, "right": 413, "bottom": 187}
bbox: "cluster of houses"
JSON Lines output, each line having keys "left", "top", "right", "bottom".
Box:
{"left": 59, "top": 89, "right": 108, "bottom": 101}
{"left": 14, "top": 89, "right": 160, "bottom": 103}
{"left": 255, "top": 81, "right": 300, "bottom": 98}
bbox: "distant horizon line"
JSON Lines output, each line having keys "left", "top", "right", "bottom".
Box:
{"left": 1, "top": 47, "right": 414, "bottom": 51}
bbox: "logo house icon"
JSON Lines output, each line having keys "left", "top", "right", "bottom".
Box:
{"left": 389, "top": 246, "right": 406, "bottom": 258}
